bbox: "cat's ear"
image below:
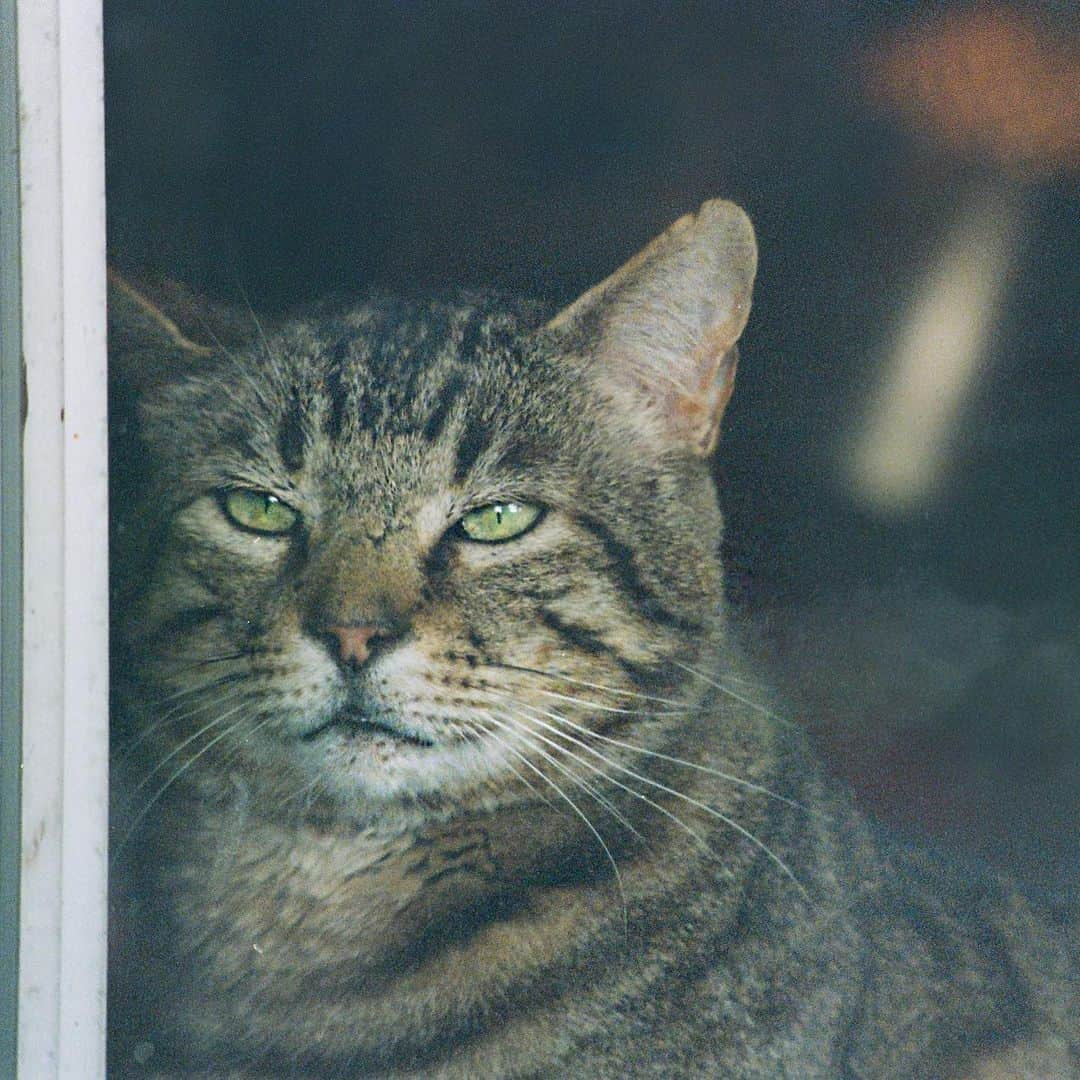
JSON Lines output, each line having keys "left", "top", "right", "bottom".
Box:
{"left": 546, "top": 199, "right": 757, "bottom": 456}
{"left": 108, "top": 269, "right": 258, "bottom": 390}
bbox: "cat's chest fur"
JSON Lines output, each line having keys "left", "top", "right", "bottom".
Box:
{"left": 108, "top": 202, "right": 1075, "bottom": 1077}
{"left": 115, "top": 742, "right": 1073, "bottom": 1079}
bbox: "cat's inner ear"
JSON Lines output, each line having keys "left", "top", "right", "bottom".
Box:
{"left": 547, "top": 199, "right": 757, "bottom": 456}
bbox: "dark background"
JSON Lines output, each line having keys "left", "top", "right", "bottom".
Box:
{"left": 105, "top": 2, "right": 1078, "bottom": 897}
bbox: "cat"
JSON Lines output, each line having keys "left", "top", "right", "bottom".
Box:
{"left": 108, "top": 200, "right": 1075, "bottom": 1078}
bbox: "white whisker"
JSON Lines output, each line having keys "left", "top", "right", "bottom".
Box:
{"left": 478, "top": 712, "right": 644, "bottom": 845}
{"left": 170, "top": 651, "right": 248, "bottom": 672}
{"left": 473, "top": 712, "right": 629, "bottom": 932}
{"left": 454, "top": 720, "right": 556, "bottom": 808}
{"left": 279, "top": 775, "right": 324, "bottom": 811}
{"left": 671, "top": 659, "right": 797, "bottom": 728}
{"left": 127, "top": 696, "right": 254, "bottom": 798}
{"left": 490, "top": 661, "right": 691, "bottom": 708}
{"left": 505, "top": 705, "right": 719, "bottom": 857}
{"left": 115, "top": 705, "right": 262, "bottom": 860}
{"left": 532, "top": 687, "right": 689, "bottom": 718}
{"left": 481, "top": 685, "right": 804, "bottom": 811}
{"left": 116, "top": 680, "right": 249, "bottom": 761}
{"left": 506, "top": 700, "right": 809, "bottom": 900}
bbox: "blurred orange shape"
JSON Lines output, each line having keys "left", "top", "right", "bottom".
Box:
{"left": 866, "top": 8, "right": 1080, "bottom": 177}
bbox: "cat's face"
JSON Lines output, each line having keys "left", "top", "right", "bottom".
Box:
{"left": 111, "top": 201, "right": 756, "bottom": 830}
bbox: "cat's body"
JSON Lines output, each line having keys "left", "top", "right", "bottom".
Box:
{"left": 109, "top": 203, "right": 1075, "bottom": 1077}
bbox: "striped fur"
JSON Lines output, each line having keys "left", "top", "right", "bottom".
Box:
{"left": 109, "top": 203, "right": 1075, "bottom": 1078}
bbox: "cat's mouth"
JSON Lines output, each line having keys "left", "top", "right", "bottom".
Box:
{"left": 301, "top": 710, "right": 435, "bottom": 748}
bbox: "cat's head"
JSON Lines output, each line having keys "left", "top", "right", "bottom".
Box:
{"left": 110, "top": 200, "right": 756, "bottom": 829}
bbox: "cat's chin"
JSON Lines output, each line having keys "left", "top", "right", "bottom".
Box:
{"left": 297, "top": 714, "right": 516, "bottom": 807}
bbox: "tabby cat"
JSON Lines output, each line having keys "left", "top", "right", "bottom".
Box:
{"left": 109, "top": 201, "right": 1075, "bottom": 1077}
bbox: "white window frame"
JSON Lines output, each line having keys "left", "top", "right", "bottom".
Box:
{"left": 2, "top": 0, "right": 109, "bottom": 1076}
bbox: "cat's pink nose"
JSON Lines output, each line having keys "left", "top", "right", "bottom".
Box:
{"left": 324, "top": 625, "right": 384, "bottom": 667}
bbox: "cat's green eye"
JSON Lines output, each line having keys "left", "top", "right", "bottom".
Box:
{"left": 459, "top": 502, "right": 541, "bottom": 543}
{"left": 222, "top": 489, "right": 299, "bottom": 534}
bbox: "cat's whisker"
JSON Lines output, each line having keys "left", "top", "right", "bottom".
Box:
{"left": 480, "top": 686, "right": 806, "bottom": 812}
{"left": 212, "top": 700, "right": 279, "bottom": 773}
{"left": 477, "top": 711, "right": 644, "bottom": 845}
{"left": 114, "top": 705, "right": 261, "bottom": 860}
{"left": 705, "top": 670, "right": 771, "bottom": 691}
{"left": 126, "top": 696, "right": 255, "bottom": 798}
{"left": 156, "top": 670, "right": 248, "bottom": 709}
{"left": 530, "top": 687, "right": 690, "bottom": 718}
{"left": 502, "top": 704, "right": 718, "bottom": 858}
{"left": 164, "top": 654, "right": 249, "bottom": 680}
{"left": 671, "top": 659, "right": 798, "bottom": 728}
{"left": 226, "top": 712, "right": 286, "bottom": 766}
{"left": 185, "top": 301, "right": 282, "bottom": 411}
{"left": 505, "top": 700, "right": 809, "bottom": 901}
{"left": 488, "top": 659, "right": 789, "bottom": 733}
{"left": 463, "top": 721, "right": 550, "bottom": 806}
{"left": 495, "top": 704, "right": 811, "bottom": 920}
{"left": 236, "top": 286, "right": 275, "bottom": 366}
{"left": 488, "top": 660, "right": 694, "bottom": 709}
{"left": 128, "top": 670, "right": 240, "bottom": 715}
{"left": 474, "top": 712, "right": 629, "bottom": 932}
{"left": 169, "top": 651, "right": 249, "bottom": 670}
{"left": 235, "top": 282, "right": 295, "bottom": 408}
{"left": 213, "top": 711, "right": 279, "bottom": 773}
{"left": 236, "top": 364, "right": 278, "bottom": 410}
{"left": 227, "top": 347, "right": 281, "bottom": 413}
{"left": 115, "top": 681, "right": 249, "bottom": 762}
{"left": 455, "top": 720, "right": 556, "bottom": 808}
{"left": 158, "top": 709, "right": 279, "bottom": 813}
{"left": 279, "top": 774, "right": 324, "bottom": 811}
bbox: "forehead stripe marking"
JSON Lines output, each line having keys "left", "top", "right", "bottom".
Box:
{"left": 277, "top": 386, "right": 306, "bottom": 470}
{"left": 422, "top": 370, "right": 467, "bottom": 444}
{"left": 456, "top": 304, "right": 492, "bottom": 361}
{"left": 324, "top": 334, "right": 354, "bottom": 441}
{"left": 452, "top": 418, "right": 492, "bottom": 482}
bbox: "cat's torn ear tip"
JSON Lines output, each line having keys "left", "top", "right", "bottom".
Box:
{"left": 660, "top": 199, "right": 754, "bottom": 249}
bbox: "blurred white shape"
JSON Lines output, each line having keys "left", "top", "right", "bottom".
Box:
{"left": 850, "top": 180, "right": 1022, "bottom": 513}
